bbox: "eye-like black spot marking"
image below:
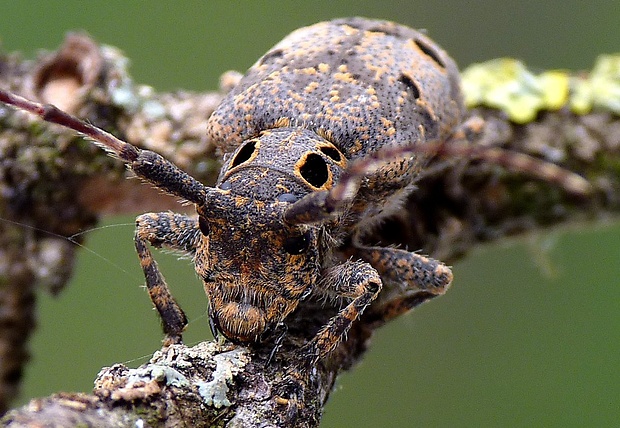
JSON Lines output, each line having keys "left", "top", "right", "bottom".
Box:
{"left": 198, "top": 216, "right": 210, "bottom": 236}
{"left": 416, "top": 107, "right": 439, "bottom": 139}
{"left": 398, "top": 74, "right": 420, "bottom": 99}
{"left": 319, "top": 146, "right": 342, "bottom": 162}
{"left": 283, "top": 232, "right": 311, "bottom": 255}
{"left": 258, "top": 48, "right": 284, "bottom": 66}
{"left": 414, "top": 39, "right": 445, "bottom": 69}
{"left": 299, "top": 153, "right": 328, "bottom": 188}
{"left": 366, "top": 26, "right": 381, "bottom": 32}
{"left": 231, "top": 141, "right": 256, "bottom": 168}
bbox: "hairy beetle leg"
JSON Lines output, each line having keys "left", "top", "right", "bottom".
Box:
{"left": 135, "top": 212, "right": 202, "bottom": 346}
{"left": 303, "top": 260, "right": 382, "bottom": 360}
{"left": 354, "top": 245, "right": 453, "bottom": 325}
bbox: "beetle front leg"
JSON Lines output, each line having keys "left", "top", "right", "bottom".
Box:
{"left": 352, "top": 244, "right": 453, "bottom": 325}
{"left": 134, "top": 212, "right": 201, "bottom": 346}
{"left": 305, "top": 260, "right": 382, "bottom": 360}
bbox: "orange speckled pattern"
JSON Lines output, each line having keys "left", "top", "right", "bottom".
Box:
{"left": 208, "top": 17, "right": 463, "bottom": 162}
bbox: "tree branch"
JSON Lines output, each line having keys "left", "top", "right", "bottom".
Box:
{"left": 0, "top": 34, "right": 617, "bottom": 427}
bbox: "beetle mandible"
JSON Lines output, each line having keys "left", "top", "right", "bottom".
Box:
{"left": 0, "top": 17, "right": 589, "bottom": 360}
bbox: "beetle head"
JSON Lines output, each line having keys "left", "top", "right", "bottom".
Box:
{"left": 195, "top": 127, "right": 346, "bottom": 343}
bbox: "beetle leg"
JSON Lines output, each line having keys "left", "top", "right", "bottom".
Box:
{"left": 352, "top": 244, "right": 452, "bottom": 325}
{"left": 134, "top": 212, "right": 201, "bottom": 346}
{"left": 304, "top": 260, "right": 382, "bottom": 360}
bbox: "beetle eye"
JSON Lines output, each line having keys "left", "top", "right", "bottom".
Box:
{"left": 283, "top": 232, "right": 311, "bottom": 255}
{"left": 198, "top": 216, "right": 210, "bottom": 236}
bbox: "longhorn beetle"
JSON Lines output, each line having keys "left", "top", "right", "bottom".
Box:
{"left": 0, "top": 18, "right": 590, "bottom": 360}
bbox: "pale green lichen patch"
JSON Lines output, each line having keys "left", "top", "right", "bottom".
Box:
{"left": 570, "top": 54, "right": 620, "bottom": 115}
{"left": 462, "top": 55, "right": 620, "bottom": 122}
{"left": 101, "top": 44, "right": 166, "bottom": 120}
{"left": 462, "top": 58, "right": 569, "bottom": 123}
{"left": 125, "top": 364, "right": 189, "bottom": 388}
{"left": 197, "top": 348, "right": 250, "bottom": 408}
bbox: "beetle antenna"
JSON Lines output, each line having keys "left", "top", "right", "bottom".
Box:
{"left": 0, "top": 89, "right": 208, "bottom": 204}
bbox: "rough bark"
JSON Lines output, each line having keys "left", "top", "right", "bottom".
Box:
{"left": 0, "top": 34, "right": 617, "bottom": 427}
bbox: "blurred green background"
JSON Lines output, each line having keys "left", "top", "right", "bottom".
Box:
{"left": 1, "top": 1, "right": 619, "bottom": 426}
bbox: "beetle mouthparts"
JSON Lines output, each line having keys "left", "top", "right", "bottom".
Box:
{"left": 213, "top": 302, "right": 268, "bottom": 343}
